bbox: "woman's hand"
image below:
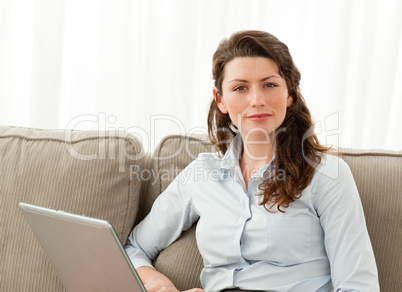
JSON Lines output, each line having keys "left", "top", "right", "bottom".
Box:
{"left": 142, "top": 275, "right": 179, "bottom": 292}
{"left": 143, "top": 277, "right": 205, "bottom": 292}
{"left": 137, "top": 267, "right": 177, "bottom": 292}
{"left": 137, "top": 266, "right": 205, "bottom": 292}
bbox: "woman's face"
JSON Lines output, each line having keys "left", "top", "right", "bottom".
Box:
{"left": 216, "top": 57, "right": 293, "bottom": 140}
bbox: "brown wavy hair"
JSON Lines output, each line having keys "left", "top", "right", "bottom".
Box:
{"left": 207, "top": 30, "right": 336, "bottom": 212}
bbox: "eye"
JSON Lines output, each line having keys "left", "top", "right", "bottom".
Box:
{"left": 234, "top": 85, "right": 247, "bottom": 91}
{"left": 264, "top": 83, "right": 277, "bottom": 88}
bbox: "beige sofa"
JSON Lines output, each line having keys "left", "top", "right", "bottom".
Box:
{"left": 0, "top": 126, "right": 401, "bottom": 291}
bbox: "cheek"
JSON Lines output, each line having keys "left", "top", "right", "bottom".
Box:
{"left": 225, "top": 104, "right": 245, "bottom": 126}
{"left": 224, "top": 97, "right": 244, "bottom": 113}
{"left": 269, "top": 95, "right": 289, "bottom": 111}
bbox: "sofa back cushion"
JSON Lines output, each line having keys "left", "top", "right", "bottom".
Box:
{"left": 0, "top": 126, "right": 144, "bottom": 291}
{"left": 145, "top": 135, "right": 402, "bottom": 291}
{"left": 341, "top": 148, "right": 402, "bottom": 292}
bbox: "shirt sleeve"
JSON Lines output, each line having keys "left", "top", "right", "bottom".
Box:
{"left": 124, "top": 161, "right": 200, "bottom": 269}
{"left": 314, "top": 156, "right": 380, "bottom": 291}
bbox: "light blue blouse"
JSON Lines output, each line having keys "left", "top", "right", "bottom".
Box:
{"left": 125, "top": 135, "right": 379, "bottom": 291}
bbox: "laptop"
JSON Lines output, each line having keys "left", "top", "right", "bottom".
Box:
{"left": 19, "top": 202, "right": 146, "bottom": 292}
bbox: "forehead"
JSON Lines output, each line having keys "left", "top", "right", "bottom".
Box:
{"left": 223, "top": 57, "right": 280, "bottom": 82}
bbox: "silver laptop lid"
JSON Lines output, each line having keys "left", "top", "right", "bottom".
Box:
{"left": 19, "top": 202, "right": 146, "bottom": 292}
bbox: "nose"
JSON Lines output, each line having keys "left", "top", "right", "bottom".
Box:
{"left": 250, "top": 87, "right": 266, "bottom": 107}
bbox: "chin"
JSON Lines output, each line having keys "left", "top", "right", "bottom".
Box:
{"left": 241, "top": 129, "right": 274, "bottom": 140}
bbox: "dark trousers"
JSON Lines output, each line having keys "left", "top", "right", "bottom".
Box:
{"left": 221, "top": 289, "right": 265, "bottom": 292}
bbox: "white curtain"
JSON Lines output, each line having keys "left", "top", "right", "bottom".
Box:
{"left": 1, "top": 0, "right": 401, "bottom": 152}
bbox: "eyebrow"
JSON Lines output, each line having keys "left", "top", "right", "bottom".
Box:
{"left": 227, "top": 75, "right": 281, "bottom": 84}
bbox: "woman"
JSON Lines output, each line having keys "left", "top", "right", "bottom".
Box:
{"left": 125, "top": 30, "right": 379, "bottom": 292}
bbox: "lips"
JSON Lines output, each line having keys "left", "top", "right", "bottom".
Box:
{"left": 247, "top": 113, "right": 272, "bottom": 121}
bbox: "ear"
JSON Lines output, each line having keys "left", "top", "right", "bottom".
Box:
{"left": 213, "top": 87, "right": 228, "bottom": 114}
{"left": 286, "top": 95, "right": 293, "bottom": 107}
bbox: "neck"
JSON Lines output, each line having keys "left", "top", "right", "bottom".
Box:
{"left": 240, "top": 133, "right": 274, "bottom": 172}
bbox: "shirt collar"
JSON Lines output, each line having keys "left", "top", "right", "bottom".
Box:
{"left": 220, "top": 134, "right": 243, "bottom": 171}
